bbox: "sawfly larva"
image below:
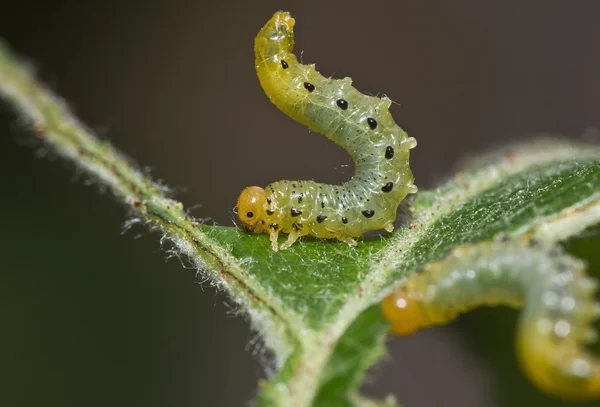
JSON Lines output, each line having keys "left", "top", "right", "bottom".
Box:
{"left": 382, "top": 239, "right": 600, "bottom": 400}
{"left": 237, "top": 11, "right": 417, "bottom": 251}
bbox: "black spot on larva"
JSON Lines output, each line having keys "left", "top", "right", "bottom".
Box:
{"left": 342, "top": 217, "right": 348, "bottom": 224}
{"left": 362, "top": 209, "right": 375, "bottom": 218}
{"left": 267, "top": 198, "right": 272, "bottom": 204}
{"left": 336, "top": 99, "right": 348, "bottom": 110}
{"left": 292, "top": 183, "right": 297, "bottom": 188}
{"left": 316, "top": 215, "right": 327, "bottom": 223}
{"left": 321, "top": 202, "right": 325, "bottom": 208}
{"left": 298, "top": 193, "right": 303, "bottom": 203}
{"left": 291, "top": 207, "right": 302, "bottom": 217}
{"left": 382, "top": 182, "right": 394, "bottom": 192}
{"left": 266, "top": 209, "right": 275, "bottom": 216}
{"left": 270, "top": 223, "right": 279, "bottom": 230}
{"left": 385, "top": 146, "right": 394, "bottom": 159}
{"left": 303, "top": 82, "right": 315, "bottom": 92}
{"left": 246, "top": 212, "right": 254, "bottom": 218}
{"left": 367, "top": 117, "right": 377, "bottom": 129}
{"left": 281, "top": 60, "right": 288, "bottom": 69}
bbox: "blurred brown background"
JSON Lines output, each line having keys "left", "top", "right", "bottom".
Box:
{"left": 1, "top": 1, "right": 599, "bottom": 406}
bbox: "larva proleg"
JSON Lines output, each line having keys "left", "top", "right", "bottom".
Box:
{"left": 237, "top": 11, "right": 417, "bottom": 251}
{"left": 382, "top": 239, "right": 600, "bottom": 400}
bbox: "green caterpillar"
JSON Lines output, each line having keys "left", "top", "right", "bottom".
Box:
{"left": 237, "top": 11, "right": 417, "bottom": 251}
{"left": 382, "top": 238, "right": 600, "bottom": 400}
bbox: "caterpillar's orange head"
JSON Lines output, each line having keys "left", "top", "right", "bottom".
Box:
{"left": 237, "top": 186, "right": 268, "bottom": 234}
{"left": 381, "top": 289, "right": 429, "bottom": 336}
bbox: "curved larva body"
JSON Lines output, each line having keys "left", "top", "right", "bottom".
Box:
{"left": 237, "top": 12, "right": 417, "bottom": 251}
{"left": 382, "top": 239, "right": 600, "bottom": 400}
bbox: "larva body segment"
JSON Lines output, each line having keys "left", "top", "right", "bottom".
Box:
{"left": 382, "top": 239, "right": 600, "bottom": 400}
{"left": 237, "top": 11, "right": 417, "bottom": 251}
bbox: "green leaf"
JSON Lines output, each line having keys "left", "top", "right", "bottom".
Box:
{"left": 2, "top": 40, "right": 600, "bottom": 406}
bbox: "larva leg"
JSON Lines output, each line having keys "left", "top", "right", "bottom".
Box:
{"left": 279, "top": 230, "right": 307, "bottom": 251}
{"left": 384, "top": 223, "right": 394, "bottom": 233}
{"left": 269, "top": 229, "right": 280, "bottom": 252}
{"left": 381, "top": 239, "right": 600, "bottom": 400}
{"left": 338, "top": 236, "right": 358, "bottom": 247}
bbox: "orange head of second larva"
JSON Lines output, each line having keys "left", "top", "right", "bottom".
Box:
{"left": 237, "top": 186, "right": 268, "bottom": 234}
{"left": 381, "top": 289, "right": 429, "bottom": 336}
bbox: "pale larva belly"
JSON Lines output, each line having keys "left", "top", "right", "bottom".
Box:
{"left": 237, "top": 11, "right": 416, "bottom": 251}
